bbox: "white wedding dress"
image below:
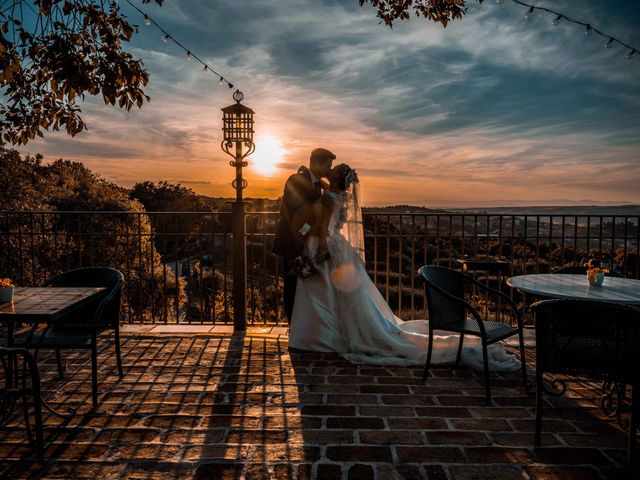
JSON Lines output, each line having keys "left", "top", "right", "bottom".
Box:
{"left": 289, "top": 189, "right": 520, "bottom": 371}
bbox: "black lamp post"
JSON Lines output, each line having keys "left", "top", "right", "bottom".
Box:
{"left": 221, "top": 90, "right": 255, "bottom": 330}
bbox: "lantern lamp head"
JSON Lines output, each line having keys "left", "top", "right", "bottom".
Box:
{"left": 222, "top": 90, "right": 255, "bottom": 145}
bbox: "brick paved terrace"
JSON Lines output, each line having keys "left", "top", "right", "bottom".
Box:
{"left": 1, "top": 326, "right": 637, "bottom": 479}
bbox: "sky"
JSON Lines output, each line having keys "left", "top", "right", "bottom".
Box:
{"left": 15, "top": 0, "right": 640, "bottom": 207}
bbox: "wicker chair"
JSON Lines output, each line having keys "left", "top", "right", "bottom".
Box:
{"left": 10, "top": 267, "right": 124, "bottom": 408}
{"left": 419, "top": 265, "right": 528, "bottom": 402}
{"left": 531, "top": 299, "right": 640, "bottom": 464}
{"left": 551, "top": 265, "right": 625, "bottom": 277}
{"left": 0, "top": 347, "right": 44, "bottom": 462}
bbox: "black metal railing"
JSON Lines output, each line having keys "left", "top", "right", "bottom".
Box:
{"left": 2, "top": 211, "right": 638, "bottom": 325}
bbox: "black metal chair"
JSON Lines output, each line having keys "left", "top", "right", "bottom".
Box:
{"left": 0, "top": 347, "right": 44, "bottom": 462}
{"left": 10, "top": 267, "right": 124, "bottom": 408}
{"left": 419, "top": 265, "right": 528, "bottom": 402}
{"left": 551, "top": 265, "right": 625, "bottom": 277}
{"left": 531, "top": 299, "right": 640, "bottom": 464}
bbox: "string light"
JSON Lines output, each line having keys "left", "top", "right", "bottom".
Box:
{"left": 495, "top": 0, "right": 504, "bottom": 4}
{"left": 123, "top": 0, "right": 236, "bottom": 89}
{"left": 509, "top": 0, "right": 638, "bottom": 60}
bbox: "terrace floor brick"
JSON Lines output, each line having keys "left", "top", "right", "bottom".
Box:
{"left": 0, "top": 328, "right": 638, "bottom": 479}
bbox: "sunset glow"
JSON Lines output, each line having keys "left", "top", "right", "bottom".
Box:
{"left": 250, "top": 135, "right": 285, "bottom": 176}
{"left": 13, "top": 1, "right": 640, "bottom": 207}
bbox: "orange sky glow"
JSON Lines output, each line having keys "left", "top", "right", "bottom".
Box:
{"left": 14, "top": 0, "right": 640, "bottom": 208}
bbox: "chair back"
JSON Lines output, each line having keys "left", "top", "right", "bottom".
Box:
{"left": 531, "top": 299, "right": 640, "bottom": 383}
{"left": 419, "top": 266, "right": 466, "bottom": 328}
{"left": 551, "top": 265, "right": 624, "bottom": 277}
{"left": 43, "top": 267, "right": 123, "bottom": 330}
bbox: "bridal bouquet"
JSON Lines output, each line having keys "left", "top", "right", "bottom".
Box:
{"left": 289, "top": 254, "right": 318, "bottom": 279}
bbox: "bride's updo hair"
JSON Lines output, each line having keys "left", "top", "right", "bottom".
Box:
{"left": 330, "top": 163, "right": 353, "bottom": 191}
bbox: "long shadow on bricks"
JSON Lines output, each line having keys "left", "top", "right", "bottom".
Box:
{"left": 193, "top": 334, "right": 319, "bottom": 479}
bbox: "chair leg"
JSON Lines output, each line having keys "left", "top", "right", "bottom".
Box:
{"left": 55, "top": 349, "right": 64, "bottom": 380}
{"left": 21, "top": 351, "right": 44, "bottom": 463}
{"left": 31, "top": 374, "right": 44, "bottom": 464}
{"left": 423, "top": 332, "right": 434, "bottom": 382}
{"left": 114, "top": 329, "right": 124, "bottom": 379}
{"left": 518, "top": 329, "right": 528, "bottom": 389}
{"left": 629, "top": 384, "right": 638, "bottom": 465}
{"left": 91, "top": 346, "right": 98, "bottom": 409}
{"left": 534, "top": 370, "right": 543, "bottom": 447}
{"left": 481, "top": 340, "right": 491, "bottom": 403}
{"left": 455, "top": 333, "right": 465, "bottom": 367}
{"left": 18, "top": 359, "right": 34, "bottom": 455}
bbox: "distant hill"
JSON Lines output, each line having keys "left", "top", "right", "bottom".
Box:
{"left": 362, "top": 205, "right": 450, "bottom": 214}
{"left": 201, "top": 197, "right": 640, "bottom": 216}
{"left": 200, "top": 196, "right": 280, "bottom": 212}
{"left": 448, "top": 205, "right": 640, "bottom": 216}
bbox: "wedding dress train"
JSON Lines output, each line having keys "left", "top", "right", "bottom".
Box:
{"left": 288, "top": 190, "right": 520, "bottom": 371}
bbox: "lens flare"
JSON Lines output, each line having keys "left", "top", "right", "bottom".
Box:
{"left": 330, "top": 263, "right": 361, "bottom": 292}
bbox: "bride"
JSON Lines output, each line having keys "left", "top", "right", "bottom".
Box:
{"left": 289, "top": 164, "right": 520, "bottom": 370}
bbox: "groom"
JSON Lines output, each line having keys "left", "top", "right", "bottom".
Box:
{"left": 273, "top": 147, "right": 335, "bottom": 324}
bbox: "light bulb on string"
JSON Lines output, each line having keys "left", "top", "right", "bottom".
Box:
{"left": 144, "top": 15, "right": 151, "bottom": 26}
{"left": 627, "top": 49, "right": 636, "bottom": 60}
{"left": 606, "top": 38, "right": 614, "bottom": 49}
{"left": 584, "top": 24, "right": 593, "bottom": 36}
{"left": 202, "top": 65, "right": 208, "bottom": 74}
{"left": 161, "top": 34, "right": 169, "bottom": 43}
{"left": 185, "top": 51, "right": 192, "bottom": 61}
{"left": 552, "top": 15, "right": 561, "bottom": 26}
{"left": 219, "top": 76, "right": 224, "bottom": 85}
{"left": 524, "top": 7, "right": 534, "bottom": 20}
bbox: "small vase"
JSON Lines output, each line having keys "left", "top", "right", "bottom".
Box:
{"left": 587, "top": 271, "right": 605, "bottom": 287}
{"left": 0, "top": 286, "right": 14, "bottom": 303}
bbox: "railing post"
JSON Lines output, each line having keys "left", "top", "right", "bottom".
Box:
{"left": 232, "top": 199, "right": 246, "bottom": 331}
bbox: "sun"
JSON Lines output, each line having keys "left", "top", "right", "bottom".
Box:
{"left": 250, "top": 135, "right": 285, "bottom": 176}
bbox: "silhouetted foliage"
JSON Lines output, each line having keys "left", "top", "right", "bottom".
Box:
{"left": 0, "top": 147, "right": 182, "bottom": 320}
{"left": 1, "top": 0, "right": 163, "bottom": 145}
{"left": 130, "top": 181, "right": 211, "bottom": 212}
{"left": 359, "top": 0, "right": 477, "bottom": 28}
{"left": 0, "top": 147, "right": 132, "bottom": 211}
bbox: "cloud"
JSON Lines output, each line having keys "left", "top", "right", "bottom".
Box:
{"left": 14, "top": 0, "right": 640, "bottom": 207}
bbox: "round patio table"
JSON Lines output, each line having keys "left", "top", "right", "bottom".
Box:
{"left": 507, "top": 273, "right": 640, "bottom": 305}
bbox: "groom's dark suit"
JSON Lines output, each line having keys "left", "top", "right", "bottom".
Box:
{"left": 273, "top": 165, "right": 323, "bottom": 323}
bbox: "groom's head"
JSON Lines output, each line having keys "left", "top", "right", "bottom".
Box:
{"left": 309, "top": 148, "right": 335, "bottom": 179}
